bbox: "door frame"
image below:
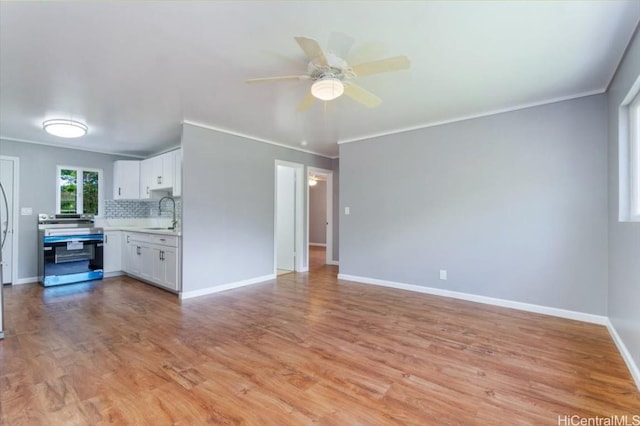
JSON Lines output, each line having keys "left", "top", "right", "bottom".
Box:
{"left": 274, "top": 160, "right": 304, "bottom": 273}
{"left": 307, "top": 167, "right": 333, "bottom": 266}
{"left": 0, "top": 155, "right": 19, "bottom": 285}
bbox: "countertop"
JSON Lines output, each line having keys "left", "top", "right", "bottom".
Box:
{"left": 102, "top": 226, "right": 181, "bottom": 237}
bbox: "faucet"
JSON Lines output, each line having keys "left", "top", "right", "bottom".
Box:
{"left": 158, "top": 196, "right": 177, "bottom": 230}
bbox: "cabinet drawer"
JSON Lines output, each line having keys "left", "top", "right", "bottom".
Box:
{"left": 125, "top": 232, "right": 153, "bottom": 244}
{"left": 150, "top": 234, "right": 178, "bottom": 247}
{"left": 124, "top": 232, "right": 178, "bottom": 247}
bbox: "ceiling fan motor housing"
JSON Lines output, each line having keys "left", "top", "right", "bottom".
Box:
{"left": 308, "top": 52, "right": 351, "bottom": 81}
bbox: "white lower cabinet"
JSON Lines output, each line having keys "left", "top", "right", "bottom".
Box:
{"left": 103, "top": 231, "right": 123, "bottom": 274}
{"left": 151, "top": 246, "right": 178, "bottom": 291}
{"left": 123, "top": 231, "right": 180, "bottom": 292}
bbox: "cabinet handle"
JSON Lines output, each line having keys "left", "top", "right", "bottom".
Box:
{"left": 105, "top": 234, "right": 108, "bottom": 244}
{"left": 127, "top": 235, "right": 130, "bottom": 243}
{"left": 118, "top": 187, "right": 121, "bottom": 196}
{"left": 146, "top": 186, "right": 150, "bottom": 195}
{"left": 136, "top": 246, "right": 141, "bottom": 255}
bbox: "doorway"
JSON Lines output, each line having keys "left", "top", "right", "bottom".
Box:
{"left": 0, "top": 156, "right": 19, "bottom": 285}
{"left": 274, "top": 161, "right": 304, "bottom": 274}
{"left": 307, "top": 167, "right": 333, "bottom": 267}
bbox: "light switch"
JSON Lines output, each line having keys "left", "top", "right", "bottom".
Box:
{"left": 21, "top": 207, "right": 33, "bottom": 215}
{"left": 345, "top": 207, "right": 350, "bottom": 215}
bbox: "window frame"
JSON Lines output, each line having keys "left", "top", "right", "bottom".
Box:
{"left": 619, "top": 74, "right": 640, "bottom": 222}
{"left": 629, "top": 89, "right": 640, "bottom": 221}
{"left": 56, "top": 165, "right": 104, "bottom": 217}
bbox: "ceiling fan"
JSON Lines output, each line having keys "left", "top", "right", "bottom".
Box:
{"left": 246, "top": 34, "right": 410, "bottom": 112}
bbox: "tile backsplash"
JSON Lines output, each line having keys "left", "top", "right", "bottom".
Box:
{"left": 104, "top": 199, "right": 182, "bottom": 220}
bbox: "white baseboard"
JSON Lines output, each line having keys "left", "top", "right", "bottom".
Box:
{"left": 14, "top": 276, "right": 39, "bottom": 285}
{"left": 337, "top": 274, "right": 608, "bottom": 325}
{"left": 104, "top": 271, "right": 124, "bottom": 278}
{"left": 299, "top": 266, "right": 309, "bottom": 272}
{"left": 179, "top": 274, "right": 276, "bottom": 300}
{"left": 309, "top": 243, "right": 327, "bottom": 247}
{"left": 606, "top": 319, "right": 640, "bottom": 391}
{"left": 327, "top": 260, "right": 339, "bottom": 266}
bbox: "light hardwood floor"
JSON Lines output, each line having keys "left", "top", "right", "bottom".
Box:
{"left": 1, "top": 256, "right": 638, "bottom": 425}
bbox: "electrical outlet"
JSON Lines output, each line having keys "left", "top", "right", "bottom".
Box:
{"left": 21, "top": 207, "right": 33, "bottom": 215}
{"left": 439, "top": 270, "right": 447, "bottom": 280}
{"left": 345, "top": 207, "right": 350, "bottom": 215}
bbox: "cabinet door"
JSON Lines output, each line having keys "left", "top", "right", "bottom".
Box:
{"left": 162, "top": 247, "right": 179, "bottom": 291}
{"left": 151, "top": 247, "right": 164, "bottom": 284}
{"left": 150, "top": 155, "right": 164, "bottom": 189}
{"left": 124, "top": 236, "right": 152, "bottom": 280}
{"left": 139, "top": 158, "right": 153, "bottom": 199}
{"left": 138, "top": 244, "right": 153, "bottom": 280}
{"left": 124, "top": 237, "right": 140, "bottom": 275}
{"left": 159, "top": 152, "right": 174, "bottom": 189}
{"left": 113, "top": 161, "right": 140, "bottom": 199}
{"left": 103, "top": 231, "right": 122, "bottom": 273}
{"left": 150, "top": 245, "right": 178, "bottom": 291}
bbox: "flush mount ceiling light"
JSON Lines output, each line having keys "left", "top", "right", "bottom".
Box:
{"left": 43, "top": 119, "right": 88, "bottom": 138}
{"left": 311, "top": 77, "right": 344, "bottom": 101}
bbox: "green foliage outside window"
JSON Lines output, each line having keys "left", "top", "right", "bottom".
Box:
{"left": 60, "top": 169, "right": 77, "bottom": 214}
{"left": 83, "top": 171, "right": 99, "bottom": 215}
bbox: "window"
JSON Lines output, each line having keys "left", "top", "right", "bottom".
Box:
{"left": 56, "top": 166, "right": 103, "bottom": 216}
{"left": 630, "top": 89, "right": 640, "bottom": 220}
{"left": 620, "top": 75, "right": 640, "bottom": 222}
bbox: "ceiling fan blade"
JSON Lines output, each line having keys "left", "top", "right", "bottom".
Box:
{"left": 294, "top": 36, "right": 328, "bottom": 67}
{"left": 348, "top": 41, "right": 387, "bottom": 65}
{"left": 351, "top": 56, "right": 410, "bottom": 77}
{"left": 297, "top": 91, "right": 316, "bottom": 112}
{"left": 246, "top": 75, "right": 310, "bottom": 83}
{"left": 343, "top": 84, "right": 382, "bottom": 108}
{"left": 328, "top": 32, "right": 355, "bottom": 58}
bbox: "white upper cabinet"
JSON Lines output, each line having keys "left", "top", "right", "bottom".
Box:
{"left": 120, "top": 149, "right": 181, "bottom": 200}
{"left": 113, "top": 160, "right": 140, "bottom": 199}
{"left": 139, "top": 157, "right": 153, "bottom": 199}
{"left": 152, "top": 151, "right": 174, "bottom": 190}
{"left": 141, "top": 150, "right": 177, "bottom": 195}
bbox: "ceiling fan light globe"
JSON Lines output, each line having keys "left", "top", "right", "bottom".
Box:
{"left": 311, "top": 78, "right": 344, "bottom": 101}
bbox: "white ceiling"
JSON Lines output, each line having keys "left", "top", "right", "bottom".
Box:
{"left": 1, "top": 1, "right": 639, "bottom": 158}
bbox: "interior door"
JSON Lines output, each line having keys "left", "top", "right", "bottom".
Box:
{"left": 0, "top": 158, "right": 14, "bottom": 284}
{"left": 276, "top": 165, "right": 295, "bottom": 271}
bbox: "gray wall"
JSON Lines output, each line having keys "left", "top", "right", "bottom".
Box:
{"left": 309, "top": 180, "right": 327, "bottom": 244}
{"left": 0, "top": 139, "right": 130, "bottom": 281}
{"left": 339, "top": 94, "right": 608, "bottom": 315}
{"left": 607, "top": 27, "right": 640, "bottom": 375}
{"left": 181, "top": 124, "right": 333, "bottom": 292}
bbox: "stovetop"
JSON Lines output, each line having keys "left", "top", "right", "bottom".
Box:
{"left": 38, "top": 213, "right": 97, "bottom": 230}
{"left": 38, "top": 213, "right": 94, "bottom": 225}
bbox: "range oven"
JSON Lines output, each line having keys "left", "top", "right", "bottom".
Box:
{"left": 38, "top": 214, "right": 104, "bottom": 287}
